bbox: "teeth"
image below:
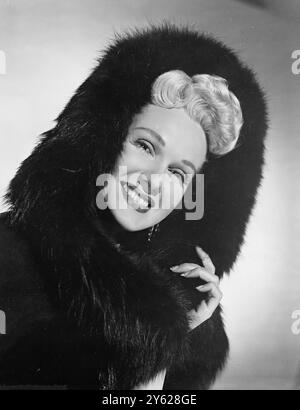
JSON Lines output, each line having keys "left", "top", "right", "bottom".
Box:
{"left": 123, "top": 184, "right": 148, "bottom": 208}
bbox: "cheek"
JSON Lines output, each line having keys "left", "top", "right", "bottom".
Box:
{"left": 158, "top": 176, "right": 186, "bottom": 210}
{"left": 118, "top": 145, "right": 146, "bottom": 171}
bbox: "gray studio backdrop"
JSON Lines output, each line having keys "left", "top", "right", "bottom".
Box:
{"left": 0, "top": 0, "right": 299, "bottom": 390}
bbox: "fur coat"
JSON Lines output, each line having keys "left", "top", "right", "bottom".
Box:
{"left": 0, "top": 24, "right": 268, "bottom": 389}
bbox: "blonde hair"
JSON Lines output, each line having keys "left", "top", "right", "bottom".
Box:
{"left": 151, "top": 70, "right": 243, "bottom": 156}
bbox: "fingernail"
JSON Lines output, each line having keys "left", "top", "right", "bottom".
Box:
{"left": 180, "top": 272, "right": 189, "bottom": 277}
{"left": 170, "top": 266, "right": 179, "bottom": 271}
{"left": 196, "top": 285, "right": 205, "bottom": 290}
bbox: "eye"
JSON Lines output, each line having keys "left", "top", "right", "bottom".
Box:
{"left": 169, "top": 168, "right": 186, "bottom": 184}
{"left": 135, "top": 139, "right": 155, "bottom": 156}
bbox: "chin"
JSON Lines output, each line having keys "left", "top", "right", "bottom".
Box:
{"left": 109, "top": 208, "right": 148, "bottom": 232}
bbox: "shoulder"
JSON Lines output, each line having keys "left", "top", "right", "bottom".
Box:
{"left": 0, "top": 212, "right": 36, "bottom": 277}
{"left": 0, "top": 212, "right": 53, "bottom": 344}
{"left": 0, "top": 212, "right": 44, "bottom": 295}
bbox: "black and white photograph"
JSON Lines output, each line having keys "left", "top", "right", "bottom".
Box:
{"left": 0, "top": 0, "right": 299, "bottom": 392}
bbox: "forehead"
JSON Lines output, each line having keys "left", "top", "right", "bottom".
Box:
{"left": 130, "top": 104, "right": 207, "bottom": 170}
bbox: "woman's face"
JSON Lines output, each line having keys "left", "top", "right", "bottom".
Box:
{"left": 103, "top": 103, "right": 207, "bottom": 231}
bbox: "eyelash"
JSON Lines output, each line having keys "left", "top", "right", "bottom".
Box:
{"left": 135, "top": 139, "right": 186, "bottom": 184}
{"left": 135, "top": 140, "right": 154, "bottom": 156}
{"left": 171, "top": 169, "right": 186, "bottom": 184}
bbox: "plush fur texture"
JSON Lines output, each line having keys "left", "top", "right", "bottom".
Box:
{"left": 1, "top": 23, "right": 268, "bottom": 389}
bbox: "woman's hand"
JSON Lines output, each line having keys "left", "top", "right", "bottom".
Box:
{"left": 170, "top": 246, "right": 222, "bottom": 331}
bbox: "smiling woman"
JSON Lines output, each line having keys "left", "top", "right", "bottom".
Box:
{"left": 100, "top": 69, "right": 243, "bottom": 233}
{"left": 103, "top": 103, "right": 207, "bottom": 231}
{"left": 0, "top": 23, "right": 267, "bottom": 390}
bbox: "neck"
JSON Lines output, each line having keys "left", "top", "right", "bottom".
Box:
{"left": 94, "top": 208, "right": 149, "bottom": 251}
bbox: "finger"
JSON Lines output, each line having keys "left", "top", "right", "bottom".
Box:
{"left": 196, "top": 284, "right": 222, "bottom": 316}
{"left": 206, "top": 293, "right": 222, "bottom": 314}
{"left": 195, "top": 246, "right": 215, "bottom": 275}
{"left": 189, "top": 301, "right": 211, "bottom": 327}
{"left": 170, "top": 262, "right": 199, "bottom": 272}
{"left": 195, "top": 246, "right": 215, "bottom": 274}
{"left": 181, "top": 267, "right": 219, "bottom": 284}
{"left": 196, "top": 283, "right": 223, "bottom": 303}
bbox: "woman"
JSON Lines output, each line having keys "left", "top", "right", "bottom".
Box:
{"left": 0, "top": 24, "right": 267, "bottom": 389}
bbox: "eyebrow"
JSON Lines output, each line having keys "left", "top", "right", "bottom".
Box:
{"left": 134, "top": 127, "right": 166, "bottom": 147}
{"left": 134, "top": 126, "right": 197, "bottom": 174}
{"left": 182, "top": 159, "right": 197, "bottom": 174}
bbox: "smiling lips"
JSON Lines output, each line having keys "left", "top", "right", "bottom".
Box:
{"left": 120, "top": 181, "right": 155, "bottom": 213}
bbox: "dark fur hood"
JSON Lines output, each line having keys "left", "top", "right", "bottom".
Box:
{"left": 2, "top": 23, "right": 268, "bottom": 389}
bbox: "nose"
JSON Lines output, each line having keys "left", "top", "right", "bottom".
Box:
{"left": 137, "top": 157, "right": 171, "bottom": 197}
{"left": 138, "top": 172, "right": 162, "bottom": 197}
